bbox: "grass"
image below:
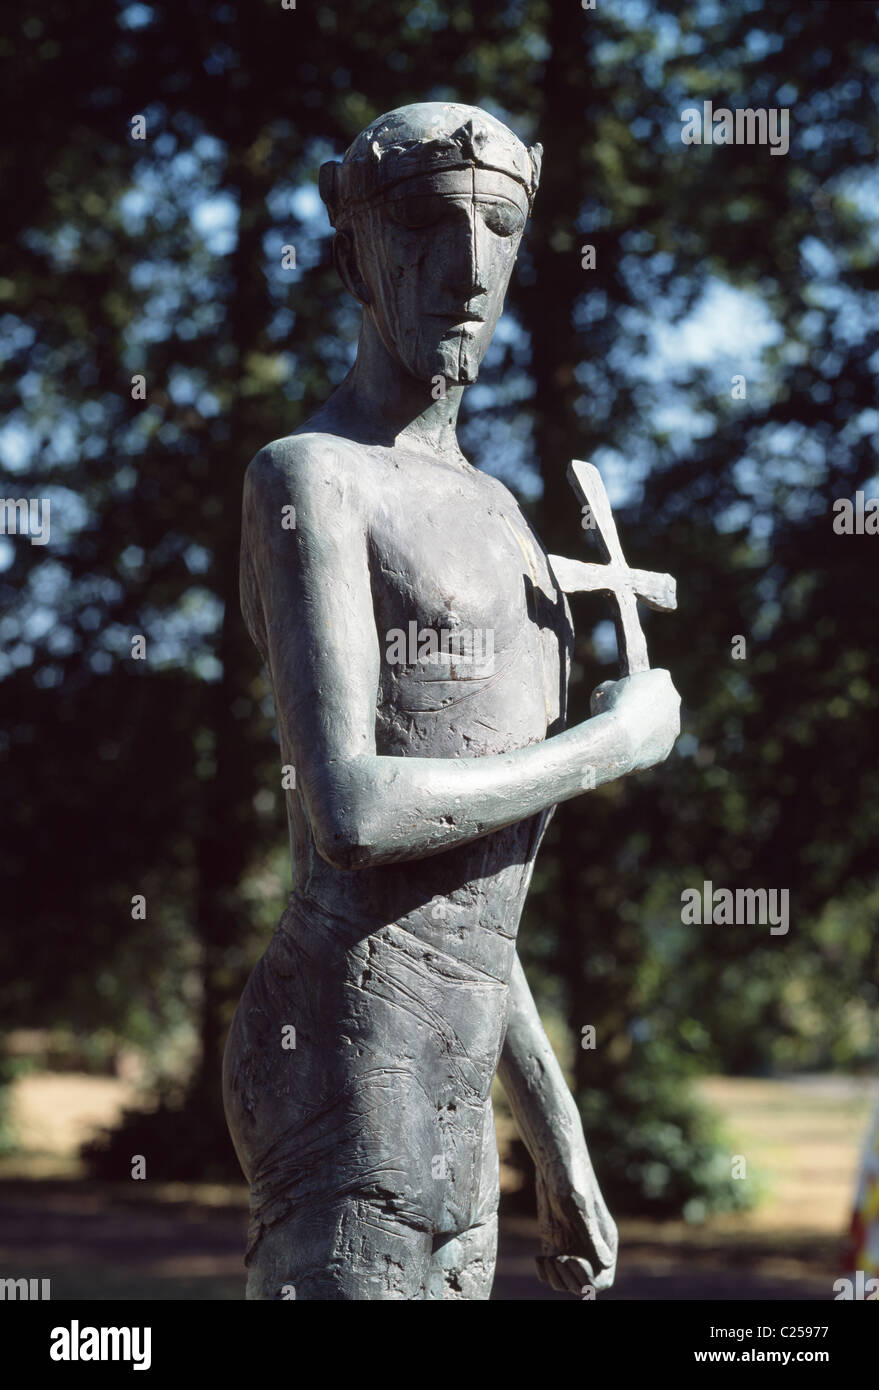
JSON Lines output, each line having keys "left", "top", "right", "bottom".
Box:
{"left": 0, "top": 1069, "right": 875, "bottom": 1299}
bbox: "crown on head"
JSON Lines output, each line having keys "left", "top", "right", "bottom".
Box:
{"left": 319, "top": 105, "right": 542, "bottom": 226}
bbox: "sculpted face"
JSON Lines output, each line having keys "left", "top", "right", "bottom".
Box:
{"left": 352, "top": 167, "right": 529, "bottom": 386}
{"left": 320, "top": 103, "right": 541, "bottom": 389}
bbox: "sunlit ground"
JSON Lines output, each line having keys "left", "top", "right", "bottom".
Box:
{"left": 0, "top": 1072, "right": 874, "bottom": 1299}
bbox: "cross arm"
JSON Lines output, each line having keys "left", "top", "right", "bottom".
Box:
{"left": 547, "top": 554, "right": 677, "bottom": 612}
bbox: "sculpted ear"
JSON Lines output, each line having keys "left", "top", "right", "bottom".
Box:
{"left": 528, "top": 143, "right": 543, "bottom": 206}
{"left": 333, "top": 230, "right": 372, "bottom": 307}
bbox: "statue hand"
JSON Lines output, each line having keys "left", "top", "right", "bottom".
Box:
{"left": 534, "top": 1150, "right": 618, "bottom": 1297}
{"left": 590, "top": 668, "right": 680, "bottom": 774}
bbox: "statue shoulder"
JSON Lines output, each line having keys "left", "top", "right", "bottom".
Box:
{"left": 244, "top": 432, "right": 365, "bottom": 530}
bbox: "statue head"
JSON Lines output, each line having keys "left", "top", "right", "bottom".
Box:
{"left": 319, "top": 103, "right": 542, "bottom": 387}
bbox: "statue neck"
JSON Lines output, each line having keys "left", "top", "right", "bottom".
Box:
{"left": 335, "top": 313, "right": 466, "bottom": 455}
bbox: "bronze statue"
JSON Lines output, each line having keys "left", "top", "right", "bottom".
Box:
{"left": 223, "top": 102, "right": 680, "bottom": 1300}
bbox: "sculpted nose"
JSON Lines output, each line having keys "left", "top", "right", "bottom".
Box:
{"left": 446, "top": 208, "right": 488, "bottom": 300}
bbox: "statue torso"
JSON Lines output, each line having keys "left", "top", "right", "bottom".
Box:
{"left": 230, "top": 436, "right": 573, "bottom": 1232}
{"left": 267, "top": 438, "right": 573, "bottom": 981}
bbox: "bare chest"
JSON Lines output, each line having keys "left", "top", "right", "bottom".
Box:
{"left": 364, "top": 455, "right": 572, "bottom": 756}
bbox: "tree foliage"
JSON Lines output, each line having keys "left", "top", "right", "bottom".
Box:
{"left": 2, "top": 0, "right": 877, "bottom": 1211}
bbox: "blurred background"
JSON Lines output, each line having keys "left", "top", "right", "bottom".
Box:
{"left": 1, "top": 0, "right": 878, "bottom": 1299}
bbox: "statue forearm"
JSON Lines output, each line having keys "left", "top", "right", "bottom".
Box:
{"left": 498, "top": 952, "right": 619, "bottom": 1287}
{"left": 310, "top": 708, "right": 632, "bottom": 871}
{"left": 497, "top": 951, "right": 589, "bottom": 1178}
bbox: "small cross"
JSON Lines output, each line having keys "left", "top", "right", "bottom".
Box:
{"left": 548, "top": 460, "right": 676, "bottom": 676}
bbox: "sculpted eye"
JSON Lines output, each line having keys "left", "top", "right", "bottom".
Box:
{"left": 385, "top": 195, "right": 446, "bottom": 229}
{"left": 481, "top": 202, "right": 525, "bottom": 238}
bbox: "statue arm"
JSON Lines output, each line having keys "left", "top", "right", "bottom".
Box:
{"left": 245, "top": 440, "right": 678, "bottom": 873}
{"left": 497, "top": 951, "right": 583, "bottom": 1172}
{"left": 498, "top": 952, "right": 618, "bottom": 1293}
